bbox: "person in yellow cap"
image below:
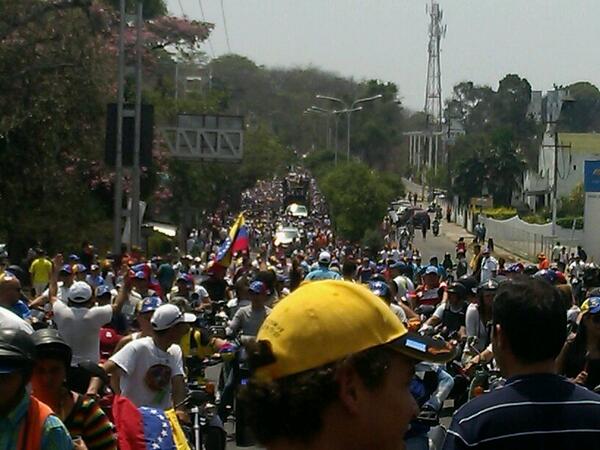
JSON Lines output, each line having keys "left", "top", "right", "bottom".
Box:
{"left": 241, "top": 280, "right": 455, "bottom": 450}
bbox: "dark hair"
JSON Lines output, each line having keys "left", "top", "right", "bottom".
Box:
{"left": 240, "top": 345, "right": 392, "bottom": 445}
{"left": 493, "top": 278, "right": 566, "bottom": 363}
{"left": 342, "top": 259, "right": 357, "bottom": 278}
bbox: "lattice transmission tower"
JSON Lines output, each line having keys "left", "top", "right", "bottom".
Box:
{"left": 424, "top": 0, "right": 446, "bottom": 130}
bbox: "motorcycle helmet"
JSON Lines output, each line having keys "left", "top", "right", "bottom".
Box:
{"left": 458, "top": 275, "right": 478, "bottom": 295}
{"left": 31, "top": 328, "right": 72, "bottom": 368}
{"left": 523, "top": 264, "right": 539, "bottom": 276}
{"left": 505, "top": 262, "right": 524, "bottom": 274}
{"left": 477, "top": 278, "right": 500, "bottom": 294}
{"left": 533, "top": 269, "right": 557, "bottom": 285}
{"left": 0, "top": 329, "right": 36, "bottom": 375}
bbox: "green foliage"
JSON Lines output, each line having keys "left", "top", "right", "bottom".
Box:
{"left": 303, "top": 150, "right": 336, "bottom": 178}
{"left": 482, "top": 207, "right": 517, "bottom": 220}
{"left": 451, "top": 128, "right": 526, "bottom": 205}
{"left": 559, "top": 82, "right": 600, "bottom": 133}
{"left": 319, "top": 162, "right": 400, "bottom": 242}
{"left": 558, "top": 182, "right": 584, "bottom": 217}
{"left": 556, "top": 217, "right": 584, "bottom": 230}
{"left": 104, "top": 0, "right": 168, "bottom": 19}
{"left": 207, "top": 55, "right": 406, "bottom": 168}
{"left": 147, "top": 231, "right": 174, "bottom": 256}
{"left": 361, "top": 228, "right": 384, "bottom": 254}
{"left": 520, "top": 214, "right": 548, "bottom": 225}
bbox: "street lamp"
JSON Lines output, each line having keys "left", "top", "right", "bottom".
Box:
{"left": 305, "top": 106, "right": 343, "bottom": 165}
{"left": 316, "top": 94, "right": 383, "bottom": 161}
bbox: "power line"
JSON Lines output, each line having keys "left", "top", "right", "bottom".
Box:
{"left": 177, "top": 0, "right": 186, "bottom": 17}
{"left": 220, "top": 0, "right": 232, "bottom": 53}
{"left": 198, "top": 0, "right": 216, "bottom": 58}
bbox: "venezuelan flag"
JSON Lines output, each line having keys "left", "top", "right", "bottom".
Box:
{"left": 112, "top": 395, "right": 190, "bottom": 450}
{"left": 214, "top": 213, "right": 246, "bottom": 268}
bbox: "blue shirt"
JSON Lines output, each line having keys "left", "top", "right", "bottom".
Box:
{"left": 304, "top": 266, "right": 341, "bottom": 281}
{"left": 0, "top": 394, "right": 73, "bottom": 450}
{"left": 443, "top": 373, "right": 600, "bottom": 450}
{"left": 7, "top": 300, "right": 31, "bottom": 320}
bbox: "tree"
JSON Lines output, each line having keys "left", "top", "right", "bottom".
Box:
{"left": 319, "top": 162, "right": 401, "bottom": 242}
{"left": 560, "top": 81, "right": 600, "bottom": 133}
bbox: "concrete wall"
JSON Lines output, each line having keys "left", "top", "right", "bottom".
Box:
{"left": 479, "top": 215, "right": 583, "bottom": 261}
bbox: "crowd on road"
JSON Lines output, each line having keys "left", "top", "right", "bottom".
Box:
{"left": 1, "top": 170, "right": 600, "bottom": 450}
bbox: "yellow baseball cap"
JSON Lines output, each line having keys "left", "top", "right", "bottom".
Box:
{"left": 254, "top": 280, "right": 456, "bottom": 381}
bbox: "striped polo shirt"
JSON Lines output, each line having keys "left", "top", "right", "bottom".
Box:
{"left": 443, "top": 373, "right": 600, "bottom": 450}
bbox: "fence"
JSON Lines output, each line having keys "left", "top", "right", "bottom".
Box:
{"left": 479, "top": 215, "right": 583, "bottom": 261}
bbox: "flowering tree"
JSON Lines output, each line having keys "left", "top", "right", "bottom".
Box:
{"left": 0, "top": 0, "right": 213, "bottom": 257}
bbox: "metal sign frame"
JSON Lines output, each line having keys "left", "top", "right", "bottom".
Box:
{"left": 160, "top": 114, "right": 244, "bottom": 161}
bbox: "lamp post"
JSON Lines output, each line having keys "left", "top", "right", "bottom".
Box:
{"left": 316, "top": 94, "right": 383, "bottom": 161}
{"left": 305, "top": 106, "right": 342, "bottom": 165}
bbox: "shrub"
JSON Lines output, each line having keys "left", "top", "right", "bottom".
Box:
{"left": 556, "top": 217, "right": 584, "bottom": 230}
{"left": 521, "top": 214, "right": 548, "bottom": 225}
{"left": 482, "top": 207, "right": 517, "bottom": 220}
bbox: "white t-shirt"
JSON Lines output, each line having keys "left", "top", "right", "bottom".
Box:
{"left": 480, "top": 256, "right": 498, "bottom": 283}
{"left": 390, "top": 303, "right": 408, "bottom": 324}
{"left": 0, "top": 307, "right": 33, "bottom": 334}
{"left": 52, "top": 302, "right": 113, "bottom": 365}
{"left": 42, "top": 281, "right": 70, "bottom": 304}
{"left": 393, "top": 275, "right": 415, "bottom": 300}
{"left": 110, "top": 336, "right": 185, "bottom": 410}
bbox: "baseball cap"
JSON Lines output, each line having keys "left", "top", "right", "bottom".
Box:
{"left": 446, "top": 282, "right": 467, "bottom": 298}
{"left": 151, "top": 304, "right": 196, "bottom": 331}
{"left": 176, "top": 273, "right": 193, "bottom": 284}
{"left": 368, "top": 280, "right": 391, "bottom": 298}
{"left": 59, "top": 264, "right": 73, "bottom": 274}
{"left": 138, "top": 296, "right": 163, "bottom": 314}
{"left": 96, "top": 285, "right": 112, "bottom": 298}
{"left": 68, "top": 254, "right": 80, "bottom": 261}
{"left": 68, "top": 281, "right": 93, "bottom": 303}
{"left": 249, "top": 280, "right": 269, "bottom": 295}
{"left": 318, "top": 251, "right": 331, "bottom": 264}
{"left": 424, "top": 266, "right": 439, "bottom": 276}
{"left": 581, "top": 297, "right": 600, "bottom": 315}
{"left": 134, "top": 271, "right": 147, "bottom": 280}
{"left": 73, "top": 264, "right": 87, "bottom": 273}
{"left": 254, "top": 281, "right": 456, "bottom": 381}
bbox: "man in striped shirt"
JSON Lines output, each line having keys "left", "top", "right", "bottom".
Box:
{"left": 443, "top": 278, "right": 600, "bottom": 450}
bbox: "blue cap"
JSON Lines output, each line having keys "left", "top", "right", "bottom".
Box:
{"left": 134, "top": 271, "right": 147, "bottom": 280}
{"left": 369, "top": 281, "right": 391, "bottom": 298}
{"left": 582, "top": 297, "right": 600, "bottom": 315}
{"left": 68, "top": 254, "right": 80, "bottom": 261}
{"left": 177, "top": 273, "right": 193, "bottom": 284}
{"left": 96, "top": 285, "right": 112, "bottom": 297}
{"left": 425, "top": 265, "right": 439, "bottom": 275}
{"left": 249, "top": 280, "right": 268, "bottom": 295}
{"left": 59, "top": 264, "right": 73, "bottom": 274}
{"left": 390, "top": 262, "right": 406, "bottom": 270}
{"left": 138, "top": 296, "right": 163, "bottom": 314}
{"left": 73, "top": 263, "right": 87, "bottom": 273}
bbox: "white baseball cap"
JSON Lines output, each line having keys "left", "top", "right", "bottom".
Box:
{"left": 318, "top": 251, "right": 331, "bottom": 264}
{"left": 68, "top": 281, "right": 93, "bottom": 303}
{"left": 151, "top": 304, "right": 196, "bottom": 331}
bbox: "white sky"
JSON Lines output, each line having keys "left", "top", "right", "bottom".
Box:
{"left": 166, "top": 0, "right": 600, "bottom": 110}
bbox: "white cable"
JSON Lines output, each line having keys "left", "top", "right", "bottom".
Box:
{"left": 198, "top": 0, "right": 216, "bottom": 57}
{"left": 220, "top": 0, "right": 232, "bottom": 53}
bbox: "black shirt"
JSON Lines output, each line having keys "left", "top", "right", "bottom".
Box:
{"left": 443, "top": 373, "right": 600, "bottom": 450}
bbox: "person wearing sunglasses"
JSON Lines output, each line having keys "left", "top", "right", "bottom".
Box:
{"left": 557, "top": 296, "right": 600, "bottom": 390}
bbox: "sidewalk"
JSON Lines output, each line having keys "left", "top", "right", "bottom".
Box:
{"left": 401, "top": 177, "right": 521, "bottom": 263}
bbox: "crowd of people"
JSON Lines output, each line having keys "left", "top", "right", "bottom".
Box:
{"left": 1, "top": 171, "right": 600, "bottom": 449}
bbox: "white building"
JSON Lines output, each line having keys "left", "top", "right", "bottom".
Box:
{"left": 523, "top": 132, "right": 600, "bottom": 211}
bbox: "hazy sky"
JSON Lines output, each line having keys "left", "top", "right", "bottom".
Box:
{"left": 166, "top": 0, "right": 600, "bottom": 110}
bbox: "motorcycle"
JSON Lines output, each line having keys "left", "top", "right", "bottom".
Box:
{"left": 432, "top": 219, "right": 440, "bottom": 237}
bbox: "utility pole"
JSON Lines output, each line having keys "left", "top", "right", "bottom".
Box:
{"left": 130, "top": 0, "right": 143, "bottom": 248}
{"left": 112, "top": 0, "right": 126, "bottom": 255}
